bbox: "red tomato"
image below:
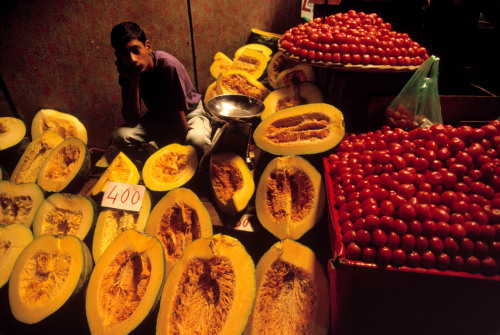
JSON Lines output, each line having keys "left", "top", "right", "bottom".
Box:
{"left": 377, "top": 246, "right": 392, "bottom": 266}
{"left": 407, "top": 251, "right": 421, "bottom": 267}
{"left": 345, "top": 242, "right": 362, "bottom": 260}
{"left": 421, "top": 250, "right": 436, "bottom": 269}
{"left": 391, "top": 248, "right": 407, "bottom": 267}
{"left": 444, "top": 236, "right": 460, "bottom": 256}
{"left": 379, "top": 216, "right": 395, "bottom": 233}
{"left": 464, "top": 255, "right": 481, "bottom": 274}
{"left": 436, "top": 253, "right": 451, "bottom": 270}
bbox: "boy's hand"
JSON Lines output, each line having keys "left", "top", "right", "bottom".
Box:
{"left": 115, "top": 59, "right": 139, "bottom": 81}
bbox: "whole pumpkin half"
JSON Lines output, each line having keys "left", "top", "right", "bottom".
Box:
{"left": 253, "top": 103, "right": 345, "bottom": 156}
{"left": 9, "top": 234, "right": 93, "bottom": 324}
{"left": 245, "top": 239, "right": 330, "bottom": 335}
{"left": 156, "top": 234, "right": 256, "bottom": 335}
{"left": 255, "top": 155, "right": 325, "bottom": 240}
{"left": 86, "top": 229, "right": 164, "bottom": 334}
{"left": 142, "top": 143, "right": 198, "bottom": 192}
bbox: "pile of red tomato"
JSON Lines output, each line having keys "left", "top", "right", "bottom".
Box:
{"left": 326, "top": 121, "right": 500, "bottom": 276}
{"left": 279, "top": 10, "right": 430, "bottom": 67}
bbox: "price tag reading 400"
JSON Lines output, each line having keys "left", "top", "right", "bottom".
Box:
{"left": 101, "top": 182, "right": 146, "bottom": 212}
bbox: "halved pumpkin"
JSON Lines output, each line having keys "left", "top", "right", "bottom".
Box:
{"left": 36, "top": 137, "right": 91, "bottom": 193}
{"left": 210, "top": 52, "right": 234, "bottom": 79}
{"left": 276, "top": 64, "right": 316, "bottom": 89}
{"left": 9, "top": 234, "right": 93, "bottom": 324}
{"left": 31, "top": 109, "right": 88, "bottom": 144}
{"left": 0, "top": 180, "right": 45, "bottom": 228}
{"left": 142, "top": 143, "right": 198, "bottom": 192}
{"left": 32, "top": 193, "right": 97, "bottom": 241}
{"left": 246, "top": 29, "right": 282, "bottom": 53}
{"left": 267, "top": 51, "right": 301, "bottom": 89}
{"left": 91, "top": 190, "right": 152, "bottom": 263}
{"left": 156, "top": 234, "right": 256, "bottom": 335}
{"left": 235, "top": 44, "right": 273, "bottom": 62}
{"left": 86, "top": 229, "right": 164, "bottom": 335}
{"left": 10, "top": 130, "right": 64, "bottom": 184}
{"left": 0, "top": 117, "right": 26, "bottom": 151}
{"left": 253, "top": 103, "right": 345, "bottom": 156}
{"left": 230, "top": 48, "right": 268, "bottom": 79}
{"left": 255, "top": 155, "right": 325, "bottom": 240}
{"left": 261, "top": 81, "right": 324, "bottom": 120}
{"left": 210, "top": 152, "right": 255, "bottom": 216}
{"left": 216, "top": 70, "right": 270, "bottom": 101}
{"left": 145, "top": 187, "right": 212, "bottom": 276}
{"left": 244, "top": 239, "right": 330, "bottom": 335}
{"left": 0, "top": 223, "right": 34, "bottom": 289}
{"left": 91, "top": 151, "right": 140, "bottom": 196}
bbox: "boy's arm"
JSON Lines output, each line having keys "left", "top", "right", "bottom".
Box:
{"left": 116, "top": 60, "right": 141, "bottom": 124}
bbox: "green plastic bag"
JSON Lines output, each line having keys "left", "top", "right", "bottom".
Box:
{"left": 385, "top": 56, "right": 443, "bottom": 130}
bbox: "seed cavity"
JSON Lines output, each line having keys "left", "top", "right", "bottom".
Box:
{"left": 41, "top": 207, "right": 83, "bottom": 236}
{"left": 99, "top": 250, "right": 151, "bottom": 327}
{"left": 167, "top": 257, "right": 235, "bottom": 333}
{"left": 266, "top": 168, "right": 314, "bottom": 222}
{"left": 0, "top": 194, "right": 33, "bottom": 226}
{"left": 265, "top": 112, "right": 331, "bottom": 144}
{"left": 211, "top": 161, "right": 243, "bottom": 205}
{"left": 152, "top": 152, "right": 189, "bottom": 183}
{"left": 158, "top": 203, "right": 201, "bottom": 264}
{"left": 19, "top": 251, "right": 72, "bottom": 307}
{"left": 43, "top": 144, "right": 81, "bottom": 180}
{"left": 253, "top": 260, "right": 317, "bottom": 334}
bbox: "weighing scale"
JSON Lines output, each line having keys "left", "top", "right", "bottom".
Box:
{"left": 199, "top": 94, "right": 265, "bottom": 169}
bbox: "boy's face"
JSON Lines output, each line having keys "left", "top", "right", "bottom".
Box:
{"left": 115, "top": 39, "right": 153, "bottom": 74}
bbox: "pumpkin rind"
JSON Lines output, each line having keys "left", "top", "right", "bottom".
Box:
{"left": 142, "top": 143, "right": 198, "bottom": 192}
{"left": 91, "top": 151, "right": 140, "bottom": 196}
{"left": 31, "top": 109, "right": 88, "bottom": 144}
{"left": 86, "top": 229, "right": 164, "bottom": 335}
{"left": 145, "top": 187, "right": 213, "bottom": 276}
{"left": 0, "top": 223, "right": 34, "bottom": 289}
{"left": 255, "top": 155, "right": 326, "bottom": 240}
{"left": 0, "top": 180, "right": 45, "bottom": 228}
{"left": 32, "top": 193, "right": 97, "bottom": 241}
{"left": 246, "top": 29, "right": 282, "bottom": 55}
{"left": 244, "top": 239, "right": 330, "bottom": 335}
{"left": 276, "top": 64, "right": 316, "bottom": 89}
{"left": 261, "top": 81, "right": 324, "bottom": 120}
{"left": 9, "top": 234, "right": 93, "bottom": 324}
{"left": 253, "top": 103, "right": 345, "bottom": 156}
{"left": 0, "top": 117, "right": 26, "bottom": 151}
{"left": 10, "top": 130, "right": 64, "bottom": 184}
{"left": 209, "top": 152, "right": 255, "bottom": 215}
{"left": 37, "top": 137, "right": 91, "bottom": 193}
{"left": 216, "top": 70, "right": 270, "bottom": 101}
{"left": 91, "top": 190, "right": 152, "bottom": 263}
{"left": 156, "top": 234, "right": 256, "bottom": 335}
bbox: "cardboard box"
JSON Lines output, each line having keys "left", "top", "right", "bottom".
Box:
{"left": 323, "top": 158, "right": 500, "bottom": 334}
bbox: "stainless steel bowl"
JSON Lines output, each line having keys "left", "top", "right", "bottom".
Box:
{"left": 206, "top": 94, "right": 265, "bottom": 123}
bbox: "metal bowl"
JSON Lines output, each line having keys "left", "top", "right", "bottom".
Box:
{"left": 206, "top": 94, "right": 265, "bottom": 123}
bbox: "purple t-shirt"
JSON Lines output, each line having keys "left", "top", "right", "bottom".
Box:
{"left": 121, "top": 51, "right": 201, "bottom": 118}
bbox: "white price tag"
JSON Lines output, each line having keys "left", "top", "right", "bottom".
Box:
{"left": 234, "top": 214, "right": 255, "bottom": 232}
{"left": 101, "top": 182, "right": 145, "bottom": 212}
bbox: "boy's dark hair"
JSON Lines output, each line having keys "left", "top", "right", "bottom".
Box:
{"left": 111, "top": 22, "right": 147, "bottom": 51}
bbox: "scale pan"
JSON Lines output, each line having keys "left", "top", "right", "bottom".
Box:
{"left": 206, "top": 94, "right": 265, "bottom": 123}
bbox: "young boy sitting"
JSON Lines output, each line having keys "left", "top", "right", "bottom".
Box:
{"left": 110, "top": 21, "right": 212, "bottom": 165}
